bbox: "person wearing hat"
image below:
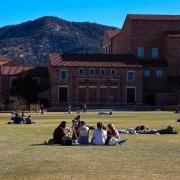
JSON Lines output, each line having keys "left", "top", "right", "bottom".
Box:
{"left": 53, "top": 121, "right": 72, "bottom": 145}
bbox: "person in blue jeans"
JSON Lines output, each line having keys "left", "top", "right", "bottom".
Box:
{"left": 78, "top": 121, "right": 89, "bottom": 145}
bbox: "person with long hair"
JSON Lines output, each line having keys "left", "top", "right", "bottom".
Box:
{"left": 106, "top": 123, "right": 127, "bottom": 145}
{"left": 72, "top": 115, "right": 81, "bottom": 142}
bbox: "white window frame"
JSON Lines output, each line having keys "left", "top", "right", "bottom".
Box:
{"left": 137, "top": 47, "right": 144, "bottom": 58}
{"left": 152, "top": 48, "right": 159, "bottom": 58}
{"left": 79, "top": 86, "right": 86, "bottom": 89}
{"left": 89, "top": 86, "right": 97, "bottom": 89}
{"left": 110, "top": 86, "right": 118, "bottom": 89}
{"left": 60, "top": 69, "right": 68, "bottom": 80}
{"left": 100, "top": 86, "right": 108, "bottom": 88}
{"left": 127, "top": 70, "right": 135, "bottom": 81}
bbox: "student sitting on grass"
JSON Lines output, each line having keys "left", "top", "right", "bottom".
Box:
{"left": 106, "top": 123, "right": 127, "bottom": 145}
{"left": 72, "top": 115, "right": 81, "bottom": 142}
{"left": 53, "top": 121, "right": 72, "bottom": 145}
{"left": 91, "top": 122, "right": 107, "bottom": 145}
{"left": 78, "top": 121, "right": 89, "bottom": 145}
{"left": 13, "top": 113, "right": 21, "bottom": 124}
{"left": 8, "top": 112, "right": 35, "bottom": 125}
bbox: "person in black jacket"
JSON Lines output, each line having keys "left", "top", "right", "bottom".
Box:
{"left": 53, "top": 121, "right": 72, "bottom": 145}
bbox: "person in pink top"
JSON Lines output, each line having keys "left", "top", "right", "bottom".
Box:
{"left": 72, "top": 115, "right": 81, "bottom": 142}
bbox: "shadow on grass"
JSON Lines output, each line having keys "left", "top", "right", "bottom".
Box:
{"left": 29, "top": 143, "right": 120, "bottom": 147}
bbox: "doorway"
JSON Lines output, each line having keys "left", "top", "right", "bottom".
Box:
{"left": 58, "top": 86, "right": 68, "bottom": 103}
{"left": 127, "top": 87, "right": 136, "bottom": 104}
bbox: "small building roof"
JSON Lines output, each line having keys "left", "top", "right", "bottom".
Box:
{"left": 127, "top": 14, "right": 180, "bottom": 21}
{"left": 0, "top": 55, "right": 33, "bottom": 75}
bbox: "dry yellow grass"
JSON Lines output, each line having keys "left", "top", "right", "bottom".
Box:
{"left": 0, "top": 112, "right": 180, "bottom": 180}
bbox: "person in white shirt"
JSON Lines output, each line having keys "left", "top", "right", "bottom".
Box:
{"left": 78, "top": 121, "right": 89, "bottom": 144}
{"left": 92, "top": 122, "right": 107, "bottom": 145}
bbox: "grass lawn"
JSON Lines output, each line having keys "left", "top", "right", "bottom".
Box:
{"left": 0, "top": 111, "right": 180, "bottom": 180}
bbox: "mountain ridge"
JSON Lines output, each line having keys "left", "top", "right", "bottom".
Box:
{"left": 0, "top": 16, "right": 118, "bottom": 66}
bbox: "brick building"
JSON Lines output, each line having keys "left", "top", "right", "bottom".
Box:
{"left": 48, "top": 53, "right": 143, "bottom": 107}
{"left": 0, "top": 56, "right": 33, "bottom": 106}
{"left": 0, "top": 56, "right": 49, "bottom": 108}
{"left": 104, "top": 14, "right": 180, "bottom": 105}
{"left": 1, "top": 14, "right": 180, "bottom": 108}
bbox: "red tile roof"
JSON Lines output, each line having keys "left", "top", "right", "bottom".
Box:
{"left": 127, "top": 14, "right": 180, "bottom": 21}
{"left": 0, "top": 55, "right": 12, "bottom": 66}
{"left": 0, "top": 55, "right": 33, "bottom": 75}
{"left": 49, "top": 53, "right": 142, "bottom": 68}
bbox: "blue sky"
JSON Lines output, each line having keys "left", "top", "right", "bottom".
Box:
{"left": 1, "top": 0, "right": 180, "bottom": 28}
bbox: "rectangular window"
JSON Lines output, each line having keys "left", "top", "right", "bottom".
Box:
{"left": 137, "top": 47, "right": 144, "bottom": 58}
{"left": 144, "top": 70, "right": 151, "bottom": 77}
{"left": 89, "top": 68, "right": 95, "bottom": 76}
{"left": 111, "top": 68, "right": 116, "bottom": 76}
{"left": 78, "top": 68, "right": 84, "bottom": 76}
{"left": 60, "top": 69, "right": 68, "bottom": 80}
{"left": 152, "top": 48, "right": 159, "bottom": 58}
{"left": 100, "top": 68, "right": 105, "bottom": 76}
{"left": 156, "top": 70, "right": 163, "bottom": 77}
{"left": 127, "top": 71, "right": 135, "bottom": 81}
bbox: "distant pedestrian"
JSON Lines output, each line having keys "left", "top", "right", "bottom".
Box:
{"left": 40, "top": 104, "right": 44, "bottom": 115}
{"left": 174, "top": 104, "right": 180, "bottom": 113}
{"left": 83, "top": 104, "right": 87, "bottom": 113}
{"left": 68, "top": 105, "right": 72, "bottom": 114}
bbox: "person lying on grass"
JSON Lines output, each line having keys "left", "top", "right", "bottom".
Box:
{"left": 98, "top": 112, "right": 113, "bottom": 116}
{"left": 118, "top": 125, "right": 177, "bottom": 134}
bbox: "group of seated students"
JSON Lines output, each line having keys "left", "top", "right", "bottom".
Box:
{"left": 51, "top": 115, "right": 127, "bottom": 146}
{"left": 9, "top": 112, "right": 34, "bottom": 124}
